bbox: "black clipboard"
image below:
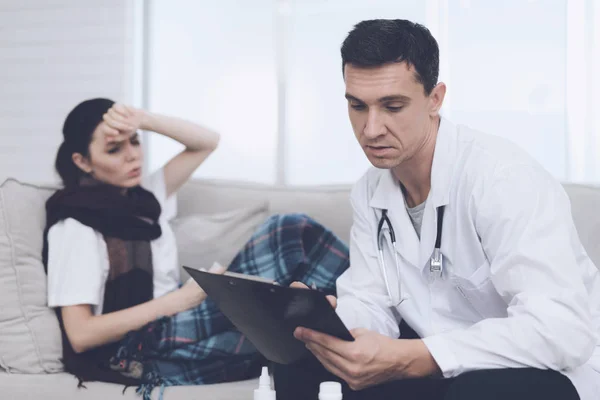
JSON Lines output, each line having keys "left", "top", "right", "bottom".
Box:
{"left": 183, "top": 266, "right": 354, "bottom": 365}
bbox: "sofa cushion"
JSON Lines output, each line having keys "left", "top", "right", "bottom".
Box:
{"left": 0, "top": 179, "right": 63, "bottom": 373}
{"left": 171, "top": 202, "right": 270, "bottom": 282}
{"left": 0, "top": 371, "right": 259, "bottom": 400}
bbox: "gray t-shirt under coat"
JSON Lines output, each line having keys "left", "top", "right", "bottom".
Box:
{"left": 406, "top": 200, "right": 426, "bottom": 239}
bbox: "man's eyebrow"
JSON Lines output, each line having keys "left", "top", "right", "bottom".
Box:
{"left": 378, "top": 95, "right": 411, "bottom": 103}
{"left": 345, "top": 93, "right": 363, "bottom": 103}
{"left": 344, "top": 93, "right": 412, "bottom": 103}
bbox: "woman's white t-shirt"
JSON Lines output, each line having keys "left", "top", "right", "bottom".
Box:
{"left": 47, "top": 169, "right": 180, "bottom": 315}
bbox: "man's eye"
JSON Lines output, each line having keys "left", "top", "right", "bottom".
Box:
{"left": 351, "top": 104, "right": 366, "bottom": 111}
{"left": 386, "top": 106, "right": 403, "bottom": 113}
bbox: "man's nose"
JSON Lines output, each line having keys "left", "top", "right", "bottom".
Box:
{"left": 363, "top": 110, "right": 385, "bottom": 139}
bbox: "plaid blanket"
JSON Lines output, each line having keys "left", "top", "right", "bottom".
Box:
{"left": 110, "top": 213, "right": 350, "bottom": 399}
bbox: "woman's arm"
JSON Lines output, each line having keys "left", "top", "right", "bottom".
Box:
{"left": 61, "top": 278, "right": 207, "bottom": 354}
{"left": 140, "top": 112, "right": 220, "bottom": 197}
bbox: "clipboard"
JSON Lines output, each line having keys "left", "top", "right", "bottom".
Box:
{"left": 183, "top": 266, "right": 354, "bottom": 365}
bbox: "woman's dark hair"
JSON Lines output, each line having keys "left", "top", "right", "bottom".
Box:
{"left": 341, "top": 19, "right": 439, "bottom": 95}
{"left": 55, "top": 98, "right": 115, "bottom": 187}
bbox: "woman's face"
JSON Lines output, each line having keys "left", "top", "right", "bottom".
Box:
{"left": 73, "top": 121, "right": 144, "bottom": 188}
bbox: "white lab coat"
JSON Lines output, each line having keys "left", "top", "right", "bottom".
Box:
{"left": 335, "top": 117, "right": 600, "bottom": 400}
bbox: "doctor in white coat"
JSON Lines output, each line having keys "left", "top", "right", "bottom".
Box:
{"left": 274, "top": 19, "right": 600, "bottom": 400}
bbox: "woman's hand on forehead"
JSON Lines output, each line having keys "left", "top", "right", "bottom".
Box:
{"left": 102, "top": 103, "right": 144, "bottom": 141}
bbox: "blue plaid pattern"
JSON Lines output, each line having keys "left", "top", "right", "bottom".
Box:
{"left": 112, "top": 214, "right": 350, "bottom": 399}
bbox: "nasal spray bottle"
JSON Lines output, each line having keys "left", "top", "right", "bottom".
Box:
{"left": 319, "top": 381, "right": 343, "bottom": 400}
{"left": 254, "top": 366, "right": 276, "bottom": 400}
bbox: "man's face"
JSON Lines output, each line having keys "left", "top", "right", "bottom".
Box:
{"left": 344, "top": 62, "right": 441, "bottom": 170}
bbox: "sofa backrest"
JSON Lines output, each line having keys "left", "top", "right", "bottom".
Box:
{"left": 177, "top": 179, "right": 354, "bottom": 245}
{"left": 563, "top": 183, "right": 600, "bottom": 266}
{"left": 177, "top": 179, "right": 600, "bottom": 267}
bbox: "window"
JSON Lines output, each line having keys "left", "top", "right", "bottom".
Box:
{"left": 145, "top": 0, "right": 600, "bottom": 185}
{"left": 446, "top": 0, "right": 567, "bottom": 179}
{"left": 282, "top": 0, "right": 426, "bottom": 185}
{"left": 146, "top": 0, "right": 279, "bottom": 183}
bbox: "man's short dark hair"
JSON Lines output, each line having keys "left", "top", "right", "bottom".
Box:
{"left": 341, "top": 19, "right": 439, "bottom": 95}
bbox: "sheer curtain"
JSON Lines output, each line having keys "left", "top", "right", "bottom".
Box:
{"left": 145, "top": 0, "right": 600, "bottom": 185}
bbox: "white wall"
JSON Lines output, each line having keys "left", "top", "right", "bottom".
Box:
{"left": 0, "top": 0, "right": 139, "bottom": 185}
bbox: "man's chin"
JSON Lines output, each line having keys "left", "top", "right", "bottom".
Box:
{"left": 367, "top": 156, "right": 398, "bottom": 170}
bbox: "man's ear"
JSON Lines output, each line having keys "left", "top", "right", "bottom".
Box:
{"left": 72, "top": 152, "right": 92, "bottom": 174}
{"left": 428, "top": 82, "right": 447, "bottom": 117}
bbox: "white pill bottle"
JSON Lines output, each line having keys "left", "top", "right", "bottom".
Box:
{"left": 319, "top": 381, "right": 343, "bottom": 400}
{"left": 254, "top": 367, "right": 276, "bottom": 400}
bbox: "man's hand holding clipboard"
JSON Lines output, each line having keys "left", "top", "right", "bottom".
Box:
{"left": 183, "top": 266, "right": 354, "bottom": 365}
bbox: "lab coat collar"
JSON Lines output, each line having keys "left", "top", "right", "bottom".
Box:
{"left": 368, "top": 117, "right": 457, "bottom": 270}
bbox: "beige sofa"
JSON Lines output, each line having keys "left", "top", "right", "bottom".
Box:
{"left": 0, "top": 177, "right": 598, "bottom": 400}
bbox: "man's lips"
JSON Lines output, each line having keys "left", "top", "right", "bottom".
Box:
{"left": 366, "top": 145, "right": 394, "bottom": 156}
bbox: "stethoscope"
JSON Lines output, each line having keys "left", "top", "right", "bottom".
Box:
{"left": 377, "top": 206, "right": 445, "bottom": 305}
